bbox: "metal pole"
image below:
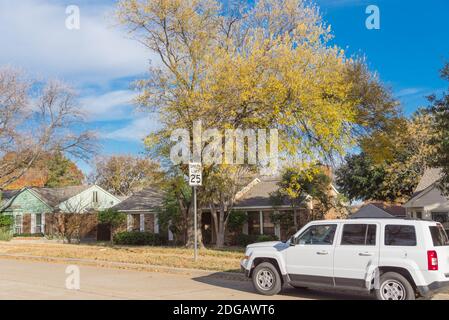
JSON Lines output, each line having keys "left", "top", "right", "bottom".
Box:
{"left": 194, "top": 186, "right": 198, "bottom": 262}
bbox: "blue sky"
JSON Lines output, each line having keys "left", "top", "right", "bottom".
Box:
{"left": 1, "top": 0, "right": 448, "bottom": 174}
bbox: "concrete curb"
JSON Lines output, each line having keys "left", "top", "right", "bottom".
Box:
{"left": 0, "top": 253, "right": 248, "bottom": 282}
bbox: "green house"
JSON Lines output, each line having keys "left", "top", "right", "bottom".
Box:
{"left": 1, "top": 185, "right": 122, "bottom": 236}
{"left": 0, "top": 188, "right": 53, "bottom": 234}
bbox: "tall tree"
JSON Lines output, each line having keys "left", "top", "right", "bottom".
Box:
{"left": 428, "top": 62, "right": 449, "bottom": 194}
{"left": 336, "top": 111, "right": 436, "bottom": 202}
{"left": 45, "top": 152, "right": 84, "bottom": 187}
{"left": 91, "top": 155, "right": 162, "bottom": 196}
{"left": 2, "top": 151, "right": 84, "bottom": 189}
{"left": 116, "top": 0, "right": 402, "bottom": 247}
{"left": 0, "top": 68, "right": 96, "bottom": 188}
{"left": 272, "top": 164, "right": 345, "bottom": 228}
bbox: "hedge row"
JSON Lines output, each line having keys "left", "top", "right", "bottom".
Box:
{"left": 113, "top": 231, "right": 164, "bottom": 246}
{"left": 235, "top": 234, "right": 279, "bottom": 246}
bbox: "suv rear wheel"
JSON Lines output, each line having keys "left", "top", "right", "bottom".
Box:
{"left": 375, "top": 272, "right": 415, "bottom": 300}
{"left": 252, "top": 262, "right": 282, "bottom": 296}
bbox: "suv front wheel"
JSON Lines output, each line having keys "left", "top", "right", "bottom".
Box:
{"left": 375, "top": 272, "right": 415, "bottom": 300}
{"left": 252, "top": 262, "right": 282, "bottom": 296}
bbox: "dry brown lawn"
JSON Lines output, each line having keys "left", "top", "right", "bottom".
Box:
{"left": 0, "top": 242, "right": 244, "bottom": 272}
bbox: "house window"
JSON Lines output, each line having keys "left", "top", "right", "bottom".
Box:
{"left": 416, "top": 212, "right": 422, "bottom": 219}
{"left": 35, "top": 214, "right": 42, "bottom": 234}
{"left": 92, "top": 191, "right": 98, "bottom": 203}
{"left": 262, "top": 212, "right": 275, "bottom": 235}
{"left": 14, "top": 215, "right": 23, "bottom": 234}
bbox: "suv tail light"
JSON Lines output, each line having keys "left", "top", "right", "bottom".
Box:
{"left": 428, "top": 250, "right": 438, "bottom": 271}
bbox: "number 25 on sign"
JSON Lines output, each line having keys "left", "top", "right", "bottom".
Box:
{"left": 189, "top": 163, "right": 202, "bottom": 186}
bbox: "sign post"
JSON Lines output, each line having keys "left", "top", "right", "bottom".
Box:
{"left": 189, "top": 163, "right": 202, "bottom": 262}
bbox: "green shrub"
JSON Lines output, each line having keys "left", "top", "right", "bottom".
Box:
{"left": 236, "top": 234, "right": 279, "bottom": 246}
{"left": 256, "top": 234, "right": 279, "bottom": 242}
{"left": 13, "top": 233, "right": 44, "bottom": 238}
{"left": 0, "top": 215, "right": 13, "bottom": 229}
{"left": 113, "top": 231, "right": 163, "bottom": 246}
{"left": 235, "top": 234, "right": 256, "bottom": 246}
{"left": 228, "top": 211, "right": 248, "bottom": 232}
{"left": 0, "top": 228, "right": 12, "bottom": 241}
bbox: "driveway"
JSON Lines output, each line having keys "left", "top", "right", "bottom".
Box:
{"left": 0, "top": 258, "right": 373, "bottom": 300}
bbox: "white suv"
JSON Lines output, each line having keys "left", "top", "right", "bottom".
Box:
{"left": 241, "top": 218, "right": 449, "bottom": 300}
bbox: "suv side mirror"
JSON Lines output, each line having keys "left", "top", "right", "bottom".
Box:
{"left": 289, "top": 236, "right": 296, "bottom": 246}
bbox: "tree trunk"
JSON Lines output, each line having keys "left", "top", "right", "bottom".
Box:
{"left": 210, "top": 205, "right": 219, "bottom": 247}
{"left": 215, "top": 207, "right": 226, "bottom": 248}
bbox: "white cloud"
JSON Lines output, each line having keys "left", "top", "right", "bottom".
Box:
{"left": 80, "top": 90, "right": 137, "bottom": 122}
{"left": 0, "top": 0, "right": 156, "bottom": 83}
{"left": 396, "top": 88, "right": 425, "bottom": 98}
{"left": 103, "top": 116, "right": 161, "bottom": 142}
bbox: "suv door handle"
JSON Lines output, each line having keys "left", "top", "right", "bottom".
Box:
{"left": 359, "top": 252, "right": 374, "bottom": 257}
{"left": 316, "top": 251, "right": 329, "bottom": 255}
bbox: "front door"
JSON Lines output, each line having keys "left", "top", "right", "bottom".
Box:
{"left": 333, "top": 223, "right": 380, "bottom": 289}
{"left": 286, "top": 223, "right": 338, "bottom": 286}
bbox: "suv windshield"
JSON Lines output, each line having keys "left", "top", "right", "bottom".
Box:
{"left": 429, "top": 225, "right": 449, "bottom": 247}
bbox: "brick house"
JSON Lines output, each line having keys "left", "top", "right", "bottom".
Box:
{"left": 112, "top": 188, "right": 163, "bottom": 235}
{"left": 114, "top": 177, "right": 344, "bottom": 245}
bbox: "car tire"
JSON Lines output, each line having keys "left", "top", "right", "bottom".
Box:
{"left": 375, "top": 272, "right": 416, "bottom": 300}
{"left": 252, "top": 262, "right": 282, "bottom": 296}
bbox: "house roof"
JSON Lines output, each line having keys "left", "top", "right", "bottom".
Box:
{"left": 31, "top": 186, "right": 91, "bottom": 207}
{"left": 0, "top": 190, "right": 20, "bottom": 201}
{"left": 351, "top": 203, "right": 406, "bottom": 219}
{"left": 415, "top": 168, "right": 442, "bottom": 194}
{"left": 112, "top": 188, "right": 164, "bottom": 212}
{"left": 233, "top": 177, "right": 291, "bottom": 208}
{"left": 404, "top": 168, "right": 448, "bottom": 209}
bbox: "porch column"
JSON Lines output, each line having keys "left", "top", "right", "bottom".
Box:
{"left": 31, "top": 214, "right": 36, "bottom": 234}
{"left": 259, "top": 211, "right": 263, "bottom": 235}
{"left": 154, "top": 213, "right": 160, "bottom": 234}
{"left": 42, "top": 213, "right": 46, "bottom": 235}
{"left": 127, "top": 214, "right": 133, "bottom": 231}
{"left": 274, "top": 210, "right": 281, "bottom": 239}
{"left": 168, "top": 220, "right": 174, "bottom": 241}
{"left": 139, "top": 214, "right": 145, "bottom": 232}
{"left": 242, "top": 212, "right": 249, "bottom": 235}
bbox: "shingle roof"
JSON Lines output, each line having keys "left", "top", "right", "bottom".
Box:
{"left": 415, "top": 168, "right": 442, "bottom": 194}
{"left": 0, "top": 190, "right": 20, "bottom": 201}
{"left": 112, "top": 188, "right": 164, "bottom": 212}
{"left": 31, "top": 186, "right": 91, "bottom": 207}
{"left": 351, "top": 203, "right": 406, "bottom": 219}
{"left": 371, "top": 203, "right": 406, "bottom": 217}
{"left": 234, "top": 177, "right": 291, "bottom": 208}
{"left": 351, "top": 204, "right": 395, "bottom": 219}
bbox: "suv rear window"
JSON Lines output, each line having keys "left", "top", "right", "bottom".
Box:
{"left": 385, "top": 225, "right": 417, "bottom": 246}
{"left": 341, "top": 224, "right": 376, "bottom": 246}
{"left": 429, "top": 225, "right": 449, "bottom": 247}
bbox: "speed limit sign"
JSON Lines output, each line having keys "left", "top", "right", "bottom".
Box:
{"left": 189, "top": 163, "right": 202, "bottom": 186}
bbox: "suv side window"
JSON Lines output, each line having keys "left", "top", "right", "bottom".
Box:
{"left": 341, "top": 224, "right": 377, "bottom": 246}
{"left": 385, "top": 225, "right": 417, "bottom": 246}
{"left": 296, "top": 224, "right": 337, "bottom": 245}
{"left": 429, "top": 225, "right": 449, "bottom": 246}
